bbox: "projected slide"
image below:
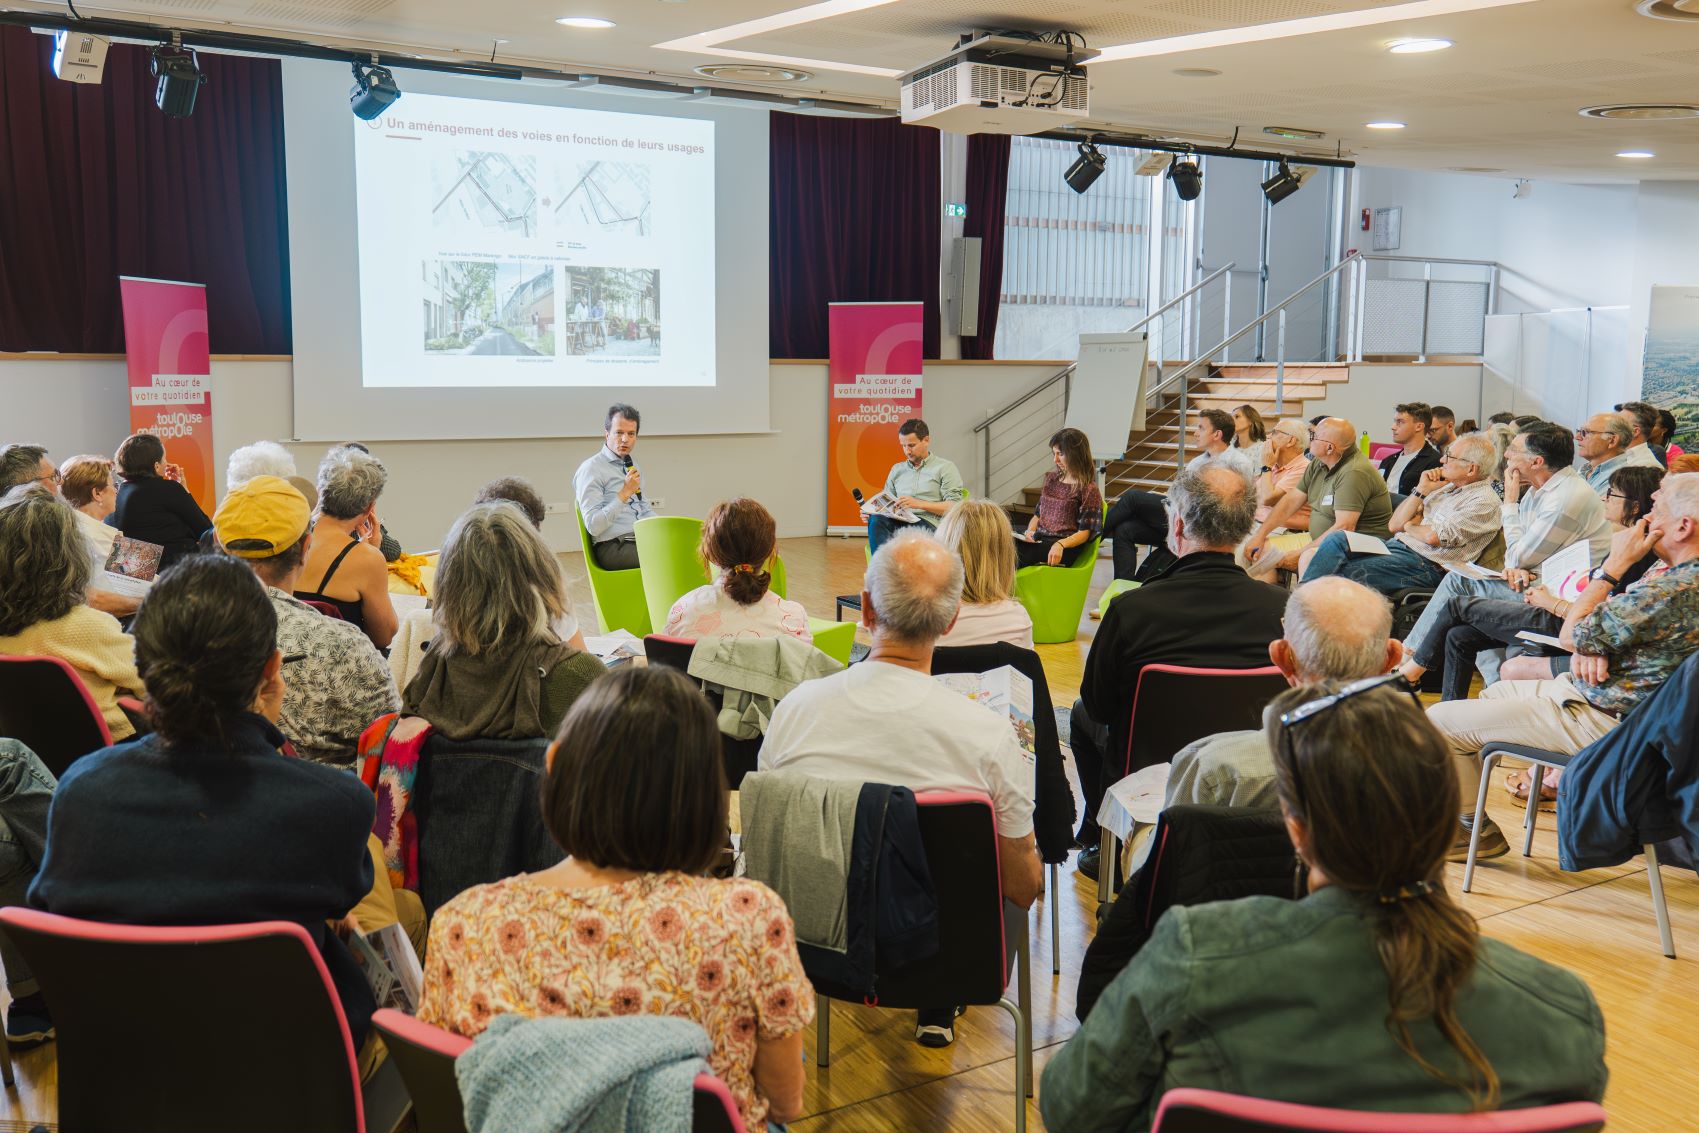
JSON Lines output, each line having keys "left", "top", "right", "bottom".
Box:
{"left": 353, "top": 93, "right": 711, "bottom": 389}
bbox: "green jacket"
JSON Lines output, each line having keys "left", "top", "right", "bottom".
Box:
{"left": 1041, "top": 886, "right": 1606, "bottom": 1132}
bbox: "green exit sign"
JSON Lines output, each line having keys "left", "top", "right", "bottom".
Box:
{"left": 945, "top": 202, "right": 967, "bottom": 218}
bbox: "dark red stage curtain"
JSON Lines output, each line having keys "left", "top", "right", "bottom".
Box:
{"left": 769, "top": 112, "right": 940, "bottom": 359}
{"left": 958, "top": 132, "right": 1010, "bottom": 360}
{"left": 0, "top": 27, "right": 291, "bottom": 354}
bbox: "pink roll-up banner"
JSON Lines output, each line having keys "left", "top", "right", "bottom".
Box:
{"left": 119, "top": 277, "right": 215, "bottom": 513}
{"left": 826, "top": 302, "right": 924, "bottom": 535}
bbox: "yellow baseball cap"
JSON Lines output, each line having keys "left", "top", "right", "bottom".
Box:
{"left": 214, "top": 475, "right": 310, "bottom": 559}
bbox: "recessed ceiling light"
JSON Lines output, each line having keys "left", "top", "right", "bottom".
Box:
{"left": 1366, "top": 121, "right": 1406, "bottom": 129}
{"left": 695, "top": 63, "right": 812, "bottom": 82}
{"left": 1617, "top": 150, "right": 1657, "bottom": 158}
{"left": 1637, "top": 0, "right": 1699, "bottom": 22}
{"left": 1173, "top": 67, "right": 1221, "bottom": 78}
{"left": 1580, "top": 103, "right": 1699, "bottom": 120}
{"left": 556, "top": 16, "right": 615, "bottom": 29}
{"left": 1387, "top": 37, "right": 1453, "bottom": 52}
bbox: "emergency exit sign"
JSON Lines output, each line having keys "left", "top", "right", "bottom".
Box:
{"left": 945, "top": 202, "right": 967, "bottom": 218}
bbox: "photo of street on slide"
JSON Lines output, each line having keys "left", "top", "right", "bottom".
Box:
{"left": 563, "top": 267, "right": 659, "bottom": 357}
{"left": 423, "top": 260, "right": 557, "bottom": 357}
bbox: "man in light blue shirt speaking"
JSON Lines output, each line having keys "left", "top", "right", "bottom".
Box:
{"left": 573, "top": 403, "right": 655, "bottom": 570}
{"left": 866, "top": 419, "right": 966, "bottom": 552}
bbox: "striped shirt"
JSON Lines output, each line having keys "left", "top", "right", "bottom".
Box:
{"left": 1502, "top": 466, "right": 1612, "bottom": 572}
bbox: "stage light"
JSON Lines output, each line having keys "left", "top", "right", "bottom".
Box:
{"left": 1261, "top": 158, "right": 1301, "bottom": 205}
{"left": 350, "top": 61, "right": 402, "bottom": 120}
{"left": 1064, "top": 141, "right": 1106, "bottom": 194}
{"left": 52, "top": 30, "right": 109, "bottom": 84}
{"left": 151, "top": 45, "right": 205, "bottom": 118}
{"left": 1166, "top": 155, "right": 1202, "bottom": 201}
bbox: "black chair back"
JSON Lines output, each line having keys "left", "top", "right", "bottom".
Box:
{"left": 0, "top": 656, "right": 113, "bottom": 777}
{"left": 0, "top": 909, "right": 362, "bottom": 1133}
{"left": 415, "top": 734, "right": 564, "bottom": 915}
{"left": 643, "top": 634, "right": 761, "bottom": 789}
{"left": 643, "top": 634, "right": 695, "bottom": 672}
{"left": 1124, "top": 665, "right": 1288, "bottom": 776}
{"left": 372, "top": 1008, "right": 470, "bottom": 1133}
{"left": 858, "top": 792, "right": 1008, "bottom": 1009}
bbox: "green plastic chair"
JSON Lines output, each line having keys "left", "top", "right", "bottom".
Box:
{"left": 633, "top": 516, "right": 711, "bottom": 631}
{"left": 1013, "top": 504, "right": 1107, "bottom": 644}
{"left": 808, "top": 618, "right": 857, "bottom": 666}
{"left": 574, "top": 505, "right": 651, "bottom": 637}
{"left": 1095, "top": 578, "right": 1140, "bottom": 619}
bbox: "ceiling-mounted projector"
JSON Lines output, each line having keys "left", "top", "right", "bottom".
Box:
{"left": 52, "top": 29, "right": 109, "bottom": 84}
{"left": 900, "top": 31, "right": 1095, "bottom": 135}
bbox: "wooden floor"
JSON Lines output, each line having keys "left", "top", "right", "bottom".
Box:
{"left": 4, "top": 536, "right": 1692, "bottom": 1130}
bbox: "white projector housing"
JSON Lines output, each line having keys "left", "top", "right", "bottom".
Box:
{"left": 53, "top": 29, "right": 110, "bottom": 84}
{"left": 900, "top": 33, "right": 1094, "bottom": 135}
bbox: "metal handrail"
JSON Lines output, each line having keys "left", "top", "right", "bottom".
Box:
{"left": 972, "top": 261, "right": 1237, "bottom": 435}
{"left": 1362, "top": 254, "right": 1498, "bottom": 268}
{"left": 1154, "top": 252, "right": 1366, "bottom": 397}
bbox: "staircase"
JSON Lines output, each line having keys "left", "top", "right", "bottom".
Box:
{"left": 1004, "top": 362, "right": 1348, "bottom": 520}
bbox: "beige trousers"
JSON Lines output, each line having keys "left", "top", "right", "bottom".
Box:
{"left": 1425, "top": 676, "right": 1619, "bottom": 813}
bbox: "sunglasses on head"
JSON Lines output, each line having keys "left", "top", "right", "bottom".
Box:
{"left": 1277, "top": 673, "right": 1423, "bottom": 810}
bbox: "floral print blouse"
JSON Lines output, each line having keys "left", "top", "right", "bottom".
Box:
{"left": 419, "top": 871, "right": 814, "bottom": 1132}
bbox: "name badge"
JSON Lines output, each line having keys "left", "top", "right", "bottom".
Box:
{"left": 1322, "top": 494, "right": 1335, "bottom": 506}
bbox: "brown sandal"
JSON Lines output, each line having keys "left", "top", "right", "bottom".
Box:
{"left": 1504, "top": 768, "right": 1557, "bottom": 813}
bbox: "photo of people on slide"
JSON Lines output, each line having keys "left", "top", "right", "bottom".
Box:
{"left": 423, "top": 260, "right": 557, "bottom": 357}
{"left": 553, "top": 161, "right": 651, "bottom": 240}
{"left": 432, "top": 151, "right": 537, "bottom": 238}
{"left": 563, "top": 267, "right": 660, "bottom": 357}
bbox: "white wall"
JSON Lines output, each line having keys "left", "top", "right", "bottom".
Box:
{"left": 1349, "top": 167, "right": 1636, "bottom": 314}
{"left": 0, "top": 357, "right": 1055, "bottom": 552}
{"left": 1628, "top": 182, "right": 1699, "bottom": 393}
{"left": 1306, "top": 363, "right": 1486, "bottom": 440}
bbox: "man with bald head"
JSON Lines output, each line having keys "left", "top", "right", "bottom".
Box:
{"left": 1165, "top": 577, "right": 1403, "bottom": 810}
{"left": 1575, "top": 412, "right": 1632, "bottom": 497}
{"left": 761, "top": 530, "right": 1043, "bottom": 1046}
{"left": 1243, "top": 416, "right": 1393, "bottom": 580}
{"left": 1072, "top": 462, "right": 1290, "bottom": 879}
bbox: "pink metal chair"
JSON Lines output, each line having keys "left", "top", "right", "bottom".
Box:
{"left": 1151, "top": 1087, "right": 1606, "bottom": 1132}
{"left": 1099, "top": 665, "right": 1290, "bottom": 909}
{"left": 371, "top": 1008, "right": 748, "bottom": 1133}
{"left": 0, "top": 908, "right": 407, "bottom": 1132}
{"left": 0, "top": 655, "right": 114, "bottom": 778}
{"left": 812, "top": 790, "right": 1034, "bottom": 1133}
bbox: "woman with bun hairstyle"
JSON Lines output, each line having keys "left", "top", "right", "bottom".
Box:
{"left": 30, "top": 554, "right": 383, "bottom": 1066}
{"left": 1042, "top": 678, "right": 1606, "bottom": 1129}
{"left": 664, "top": 498, "right": 812, "bottom": 642}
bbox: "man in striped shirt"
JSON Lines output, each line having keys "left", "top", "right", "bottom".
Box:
{"left": 1399, "top": 422, "right": 1609, "bottom": 683}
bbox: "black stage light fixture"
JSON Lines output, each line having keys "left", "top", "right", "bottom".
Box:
{"left": 350, "top": 61, "right": 402, "bottom": 120}
{"left": 1064, "top": 140, "right": 1106, "bottom": 194}
{"left": 1166, "top": 155, "right": 1202, "bottom": 201}
{"left": 1261, "top": 157, "right": 1302, "bottom": 205}
{"left": 150, "top": 44, "right": 205, "bottom": 118}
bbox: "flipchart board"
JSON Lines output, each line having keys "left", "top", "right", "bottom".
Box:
{"left": 1064, "top": 332, "right": 1149, "bottom": 464}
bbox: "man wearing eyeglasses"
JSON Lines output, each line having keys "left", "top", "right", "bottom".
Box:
{"left": 1427, "top": 473, "right": 1699, "bottom": 858}
{"left": 1300, "top": 431, "right": 1502, "bottom": 596}
{"left": 1574, "top": 412, "right": 1632, "bottom": 498}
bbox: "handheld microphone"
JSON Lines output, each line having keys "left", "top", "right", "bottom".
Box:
{"left": 852, "top": 488, "right": 864, "bottom": 504}
{"left": 622, "top": 453, "right": 641, "bottom": 501}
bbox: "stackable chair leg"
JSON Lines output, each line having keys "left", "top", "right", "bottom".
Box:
{"left": 995, "top": 991, "right": 1029, "bottom": 1133}
{"left": 1018, "top": 926, "right": 1033, "bottom": 1096}
{"left": 0, "top": 1025, "right": 13, "bottom": 1088}
{"left": 1049, "top": 863, "right": 1060, "bottom": 976}
{"left": 1463, "top": 749, "right": 1502, "bottom": 893}
{"left": 1645, "top": 843, "right": 1677, "bottom": 959}
{"left": 1521, "top": 758, "right": 1551, "bottom": 857}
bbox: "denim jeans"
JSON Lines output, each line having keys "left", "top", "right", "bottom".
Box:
{"left": 0, "top": 740, "right": 56, "bottom": 997}
{"left": 866, "top": 514, "right": 931, "bottom": 554}
{"left": 1400, "top": 572, "right": 1520, "bottom": 662}
{"left": 1300, "top": 530, "right": 1448, "bottom": 595}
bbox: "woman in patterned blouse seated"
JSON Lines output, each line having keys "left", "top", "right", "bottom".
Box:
{"left": 1015, "top": 427, "right": 1103, "bottom": 568}
{"left": 664, "top": 497, "right": 812, "bottom": 642}
{"left": 418, "top": 665, "right": 813, "bottom": 1132}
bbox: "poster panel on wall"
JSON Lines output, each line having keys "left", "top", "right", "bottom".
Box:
{"left": 1643, "top": 284, "right": 1699, "bottom": 451}
{"left": 826, "top": 302, "right": 924, "bottom": 535}
{"left": 119, "top": 276, "right": 215, "bottom": 513}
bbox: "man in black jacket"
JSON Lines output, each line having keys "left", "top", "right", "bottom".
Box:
{"left": 1073, "top": 462, "right": 1289, "bottom": 879}
{"left": 1377, "top": 401, "right": 1443, "bottom": 501}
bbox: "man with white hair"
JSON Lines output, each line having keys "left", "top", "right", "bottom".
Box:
{"left": 225, "top": 440, "right": 297, "bottom": 491}
{"left": 1428, "top": 472, "right": 1699, "bottom": 860}
{"left": 1244, "top": 418, "right": 1313, "bottom": 564}
{"left": 1575, "top": 413, "right": 1633, "bottom": 497}
{"left": 760, "top": 530, "right": 1042, "bottom": 1045}
{"left": 1165, "top": 578, "right": 1403, "bottom": 809}
{"left": 1301, "top": 431, "right": 1501, "bottom": 595}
